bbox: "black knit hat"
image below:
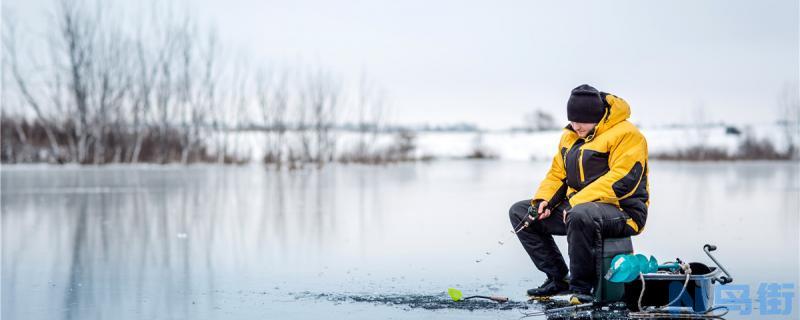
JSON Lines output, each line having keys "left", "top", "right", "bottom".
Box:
{"left": 567, "top": 84, "right": 605, "bottom": 123}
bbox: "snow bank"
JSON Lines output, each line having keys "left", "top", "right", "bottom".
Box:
{"left": 204, "top": 123, "right": 794, "bottom": 162}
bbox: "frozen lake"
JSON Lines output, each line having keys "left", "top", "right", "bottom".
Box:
{"left": 2, "top": 160, "right": 798, "bottom": 319}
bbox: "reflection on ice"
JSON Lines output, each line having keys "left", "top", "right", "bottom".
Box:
{"left": 1, "top": 161, "right": 797, "bottom": 320}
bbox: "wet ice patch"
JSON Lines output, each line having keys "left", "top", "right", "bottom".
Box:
{"left": 292, "top": 291, "right": 534, "bottom": 311}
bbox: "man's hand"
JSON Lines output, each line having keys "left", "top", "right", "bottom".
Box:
{"left": 536, "top": 200, "right": 552, "bottom": 220}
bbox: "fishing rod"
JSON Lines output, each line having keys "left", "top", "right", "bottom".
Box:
{"left": 447, "top": 288, "right": 509, "bottom": 303}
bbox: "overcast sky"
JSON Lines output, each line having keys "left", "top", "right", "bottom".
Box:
{"left": 6, "top": 0, "right": 799, "bottom": 129}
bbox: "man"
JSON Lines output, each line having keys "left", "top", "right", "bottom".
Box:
{"left": 508, "top": 84, "right": 649, "bottom": 304}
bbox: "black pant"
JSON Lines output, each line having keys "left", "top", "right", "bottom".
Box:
{"left": 508, "top": 199, "right": 637, "bottom": 293}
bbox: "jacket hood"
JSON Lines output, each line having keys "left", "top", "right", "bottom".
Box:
{"left": 594, "top": 93, "right": 631, "bottom": 137}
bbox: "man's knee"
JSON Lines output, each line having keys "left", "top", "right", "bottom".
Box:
{"left": 509, "top": 199, "right": 530, "bottom": 223}
{"left": 566, "top": 203, "right": 596, "bottom": 228}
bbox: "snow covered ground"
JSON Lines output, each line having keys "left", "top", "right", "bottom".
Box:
{"left": 219, "top": 123, "right": 795, "bottom": 162}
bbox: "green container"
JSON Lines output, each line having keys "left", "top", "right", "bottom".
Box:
{"left": 595, "top": 237, "right": 634, "bottom": 303}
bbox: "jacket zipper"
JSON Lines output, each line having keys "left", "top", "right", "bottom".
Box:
{"left": 578, "top": 149, "right": 585, "bottom": 184}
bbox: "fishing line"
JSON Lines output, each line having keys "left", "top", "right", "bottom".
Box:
{"left": 474, "top": 216, "right": 530, "bottom": 263}
{"left": 448, "top": 217, "right": 532, "bottom": 304}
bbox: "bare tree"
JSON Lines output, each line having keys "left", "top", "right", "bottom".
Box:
{"left": 3, "top": 0, "right": 376, "bottom": 166}
{"left": 352, "top": 72, "right": 387, "bottom": 162}
{"left": 174, "top": 18, "right": 198, "bottom": 164}
{"left": 90, "top": 8, "right": 134, "bottom": 164}
{"left": 299, "top": 68, "right": 341, "bottom": 167}
{"left": 2, "top": 17, "right": 63, "bottom": 161}
{"left": 185, "top": 30, "right": 220, "bottom": 164}
{"left": 54, "top": 0, "right": 100, "bottom": 163}
{"left": 778, "top": 82, "right": 800, "bottom": 159}
{"left": 154, "top": 27, "right": 179, "bottom": 163}
{"left": 210, "top": 54, "right": 253, "bottom": 164}
{"left": 129, "top": 27, "right": 158, "bottom": 163}
{"left": 331, "top": 72, "right": 392, "bottom": 164}
{"left": 523, "top": 109, "right": 556, "bottom": 132}
{"left": 257, "top": 67, "right": 290, "bottom": 166}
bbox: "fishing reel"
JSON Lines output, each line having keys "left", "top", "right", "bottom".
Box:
{"left": 526, "top": 204, "right": 540, "bottom": 221}
{"left": 513, "top": 204, "right": 540, "bottom": 233}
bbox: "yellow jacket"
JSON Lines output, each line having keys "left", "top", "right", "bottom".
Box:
{"left": 533, "top": 93, "right": 649, "bottom": 232}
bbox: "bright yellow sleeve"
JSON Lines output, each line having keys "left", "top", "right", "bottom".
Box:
{"left": 568, "top": 128, "right": 648, "bottom": 207}
{"left": 533, "top": 134, "right": 568, "bottom": 206}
